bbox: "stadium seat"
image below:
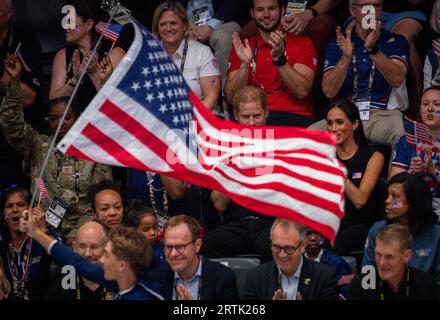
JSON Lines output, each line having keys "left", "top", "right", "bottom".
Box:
{"left": 211, "top": 257, "right": 260, "bottom": 300}
{"left": 341, "top": 255, "right": 357, "bottom": 274}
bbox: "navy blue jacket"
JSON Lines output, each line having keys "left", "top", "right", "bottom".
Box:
{"left": 244, "top": 259, "right": 339, "bottom": 300}
{"left": 50, "top": 241, "right": 165, "bottom": 300}
{"left": 146, "top": 256, "right": 239, "bottom": 300}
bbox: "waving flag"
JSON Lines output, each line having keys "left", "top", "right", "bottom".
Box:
{"left": 57, "top": 20, "right": 346, "bottom": 242}
{"left": 403, "top": 115, "right": 431, "bottom": 146}
{"left": 33, "top": 177, "right": 48, "bottom": 200}
{"left": 95, "top": 22, "right": 123, "bottom": 42}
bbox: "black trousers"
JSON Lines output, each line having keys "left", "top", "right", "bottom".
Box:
{"left": 266, "top": 110, "right": 314, "bottom": 127}
{"left": 201, "top": 218, "right": 273, "bottom": 262}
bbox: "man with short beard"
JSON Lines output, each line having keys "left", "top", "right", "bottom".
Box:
{"left": 224, "top": 0, "right": 318, "bottom": 127}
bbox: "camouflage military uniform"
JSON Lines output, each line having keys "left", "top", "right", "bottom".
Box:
{"left": 0, "top": 85, "right": 113, "bottom": 239}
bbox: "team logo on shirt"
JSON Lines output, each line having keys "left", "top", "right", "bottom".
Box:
{"left": 415, "top": 249, "right": 431, "bottom": 257}
{"left": 387, "top": 37, "right": 395, "bottom": 44}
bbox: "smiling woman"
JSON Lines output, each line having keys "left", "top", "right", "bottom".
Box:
{"left": 152, "top": 1, "right": 221, "bottom": 111}
{"left": 325, "top": 100, "right": 384, "bottom": 256}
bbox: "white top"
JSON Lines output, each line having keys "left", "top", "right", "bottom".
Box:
{"left": 172, "top": 38, "right": 220, "bottom": 99}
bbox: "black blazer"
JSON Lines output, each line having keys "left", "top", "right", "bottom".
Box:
{"left": 244, "top": 259, "right": 339, "bottom": 300}
{"left": 349, "top": 266, "right": 438, "bottom": 300}
{"left": 146, "top": 257, "right": 239, "bottom": 300}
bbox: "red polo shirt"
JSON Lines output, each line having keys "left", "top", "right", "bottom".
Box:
{"left": 228, "top": 31, "right": 317, "bottom": 118}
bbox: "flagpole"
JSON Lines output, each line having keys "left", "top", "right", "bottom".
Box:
{"left": 414, "top": 119, "right": 419, "bottom": 157}
{"left": 29, "top": 4, "right": 121, "bottom": 209}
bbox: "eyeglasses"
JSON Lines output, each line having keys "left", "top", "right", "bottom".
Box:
{"left": 164, "top": 239, "right": 196, "bottom": 254}
{"left": 271, "top": 242, "right": 302, "bottom": 255}
{"left": 75, "top": 243, "right": 105, "bottom": 254}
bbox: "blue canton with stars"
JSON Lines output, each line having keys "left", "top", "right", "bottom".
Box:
{"left": 116, "top": 26, "right": 194, "bottom": 139}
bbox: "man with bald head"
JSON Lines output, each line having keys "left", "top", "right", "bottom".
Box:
{"left": 46, "top": 221, "right": 114, "bottom": 300}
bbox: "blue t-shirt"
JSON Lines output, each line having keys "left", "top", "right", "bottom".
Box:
{"left": 151, "top": 241, "right": 166, "bottom": 270}
{"left": 392, "top": 136, "right": 440, "bottom": 197}
{"left": 324, "top": 28, "right": 408, "bottom": 109}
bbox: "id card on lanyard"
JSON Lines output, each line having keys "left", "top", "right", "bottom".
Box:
{"left": 192, "top": 3, "right": 211, "bottom": 25}
{"left": 286, "top": 0, "right": 307, "bottom": 16}
{"left": 352, "top": 43, "right": 375, "bottom": 121}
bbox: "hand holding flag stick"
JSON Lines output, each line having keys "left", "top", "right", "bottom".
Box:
{"left": 28, "top": 5, "right": 121, "bottom": 210}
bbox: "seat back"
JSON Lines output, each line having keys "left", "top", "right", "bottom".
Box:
{"left": 211, "top": 257, "right": 260, "bottom": 300}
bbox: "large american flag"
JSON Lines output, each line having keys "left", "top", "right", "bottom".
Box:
{"left": 57, "top": 20, "right": 346, "bottom": 242}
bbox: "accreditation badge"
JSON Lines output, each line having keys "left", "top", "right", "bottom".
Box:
{"left": 45, "top": 195, "right": 71, "bottom": 228}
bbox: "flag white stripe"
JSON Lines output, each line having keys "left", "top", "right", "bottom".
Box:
{"left": 194, "top": 108, "right": 337, "bottom": 158}
{"left": 203, "top": 163, "right": 341, "bottom": 232}
{"left": 211, "top": 159, "right": 343, "bottom": 203}
{"left": 89, "top": 108, "right": 173, "bottom": 172}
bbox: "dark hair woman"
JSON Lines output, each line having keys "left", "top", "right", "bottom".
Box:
{"left": 326, "top": 100, "right": 385, "bottom": 255}
{"left": 362, "top": 172, "right": 440, "bottom": 287}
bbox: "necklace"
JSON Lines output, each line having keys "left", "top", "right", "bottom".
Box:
{"left": 146, "top": 172, "right": 169, "bottom": 215}
{"left": 7, "top": 236, "right": 32, "bottom": 299}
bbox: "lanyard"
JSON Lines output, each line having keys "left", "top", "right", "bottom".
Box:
{"left": 7, "top": 237, "right": 32, "bottom": 298}
{"left": 55, "top": 151, "right": 80, "bottom": 203}
{"left": 352, "top": 42, "right": 375, "bottom": 101}
{"left": 179, "top": 39, "right": 189, "bottom": 74}
{"left": 76, "top": 276, "right": 109, "bottom": 300}
{"left": 146, "top": 172, "right": 169, "bottom": 216}
{"left": 7, "top": 25, "right": 14, "bottom": 52}
{"left": 379, "top": 266, "right": 410, "bottom": 300}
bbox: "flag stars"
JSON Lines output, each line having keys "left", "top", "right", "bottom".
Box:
{"left": 141, "top": 67, "right": 150, "bottom": 76}
{"left": 183, "top": 128, "right": 189, "bottom": 136}
{"left": 172, "top": 116, "right": 180, "bottom": 126}
{"left": 155, "top": 78, "right": 162, "bottom": 88}
{"left": 170, "top": 103, "right": 177, "bottom": 112}
{"left": 163, "top": 77, "right": 170, "bottom": 86}
{"left": 157, "top": 92, "right": 165, "bottom": 101}
{"left": 152, "top": 66, "right": 160, "bottom": 75}
{"left": 159, "top": 104, "right": 168, "bottom": 114}
{"left": 148, "top": 53, "right": 155, "bottom": 62}
{"left": 143, "top": 80, "right": 153, "bottom": 90}
{"left": 131, "top": 82, "right": 140, "bottom": 92}
{"left": 167, "top": 89, "right": 174, "bottom": 99}
{"left": 146, "top": 93, "right": 154, "bottom": 103}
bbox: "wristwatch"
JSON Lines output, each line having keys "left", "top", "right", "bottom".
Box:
{"left": 366, "top": 44, "right": 379, "bottom": 55}
{"left": 273, "top": 54, "right": 287, "bottom": 67}
{"left": 308, "top": 7, "right": 318, "bottom": 18}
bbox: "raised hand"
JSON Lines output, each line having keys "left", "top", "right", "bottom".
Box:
{"left": 232, "top": 32, "right": 252, "bottom": 65}
{"left": 19, "top": 209, "right": 41, "bottom": 238}
{"left": 97, "top": 53, "right": 114, "bottom": 84}
{"left": 281, "top": 11, "right": 311, "bottom": 35}
{"left": 272, "top": 289, "right": 287, "bottom": 300}
{"left": 4, "top": 54, "right": 22, "bottom": 85}
{"left": 268, "top": 30, "right": 285, "bottom": 61}
{"left": 336, "top": 25, "right": 354, "bottom": 58}
{"left": 176, "top": 284, "right": 193, "bottom": 300}
{"left": 364, "top": 20, "right": 381, "bottom": 51}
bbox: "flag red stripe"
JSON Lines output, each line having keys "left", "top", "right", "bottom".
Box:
{"left": 65, "top": 145, "right": 96, "bottom": 163}
{"left": 81, "top": 123, "right": 147, "bottom": 169}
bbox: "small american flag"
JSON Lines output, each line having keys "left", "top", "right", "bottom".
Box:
{"left": 403, "top": 115, "right": 431, "bottom": 146}
{"left": 95, "top": 22, "right": 123, "bottom": 42}
{"left": 33, "top": 177, "right": 48, "bottom": 199}
{"left": 57, "top": 20, "right": 346, "bottom": 242}
{"left": 352, "top": 172, "right": 362, "bottom": 179}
